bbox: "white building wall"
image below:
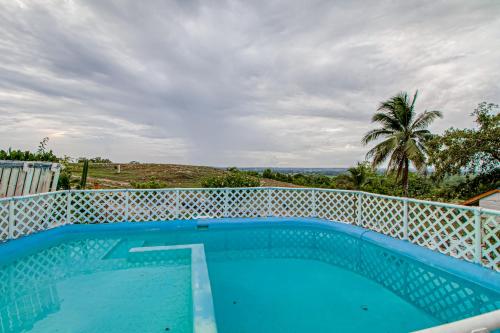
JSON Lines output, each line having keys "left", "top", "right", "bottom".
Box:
{"left": 479, "top": 192, "right": 500, "bottom": 211}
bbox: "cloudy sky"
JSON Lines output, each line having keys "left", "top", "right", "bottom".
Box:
{"left": 0, "top": 0, "right": 499, "bottom": 167}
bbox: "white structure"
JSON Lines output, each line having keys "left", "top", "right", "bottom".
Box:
{"left": 0, "top": 161, "right": 61, "bottom": 198}
{"left": 479, "top": 190, "right": 500, "bottom": 211}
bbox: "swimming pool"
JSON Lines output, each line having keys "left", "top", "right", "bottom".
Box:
{"left": 1, "top": 217, "right": 498, "bottom": 333}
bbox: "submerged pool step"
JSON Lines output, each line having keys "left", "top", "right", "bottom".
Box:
{"left": 128, "top": 244, "right": 218, "bottom": 333}
{"left": 128, "top": 245, "right": 192, "bottom": 263}
{"left": 103, "top": 239, "right": 146, "bottom": 260}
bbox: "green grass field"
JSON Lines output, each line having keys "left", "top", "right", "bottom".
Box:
{"left": 67, "top": 163, "right": 226, "bottom": 189}
{"left": 66, "top": 163, "right": 299, "bottom": 189}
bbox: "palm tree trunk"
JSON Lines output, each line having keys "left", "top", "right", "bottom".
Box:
{"left": 402, "top": 158, "right": 409, "bottom": 196}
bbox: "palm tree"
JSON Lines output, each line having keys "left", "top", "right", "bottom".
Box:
{"left": 362, "top": 91, "right": 442, "bottom": 196}
{"left": 346, "top": 162, "right": 371, "bottom": 189}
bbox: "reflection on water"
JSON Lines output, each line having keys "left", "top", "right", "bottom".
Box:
{"left": 0, "top": 224, "right": 499, "bottom": 332}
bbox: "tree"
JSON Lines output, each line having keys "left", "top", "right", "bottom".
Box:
{"left": 362, "top": 91, "right": 442, "bottom": 196}
{"left": 345, "top": 162, "right": 371, "bottom": 189}
{"left": 428, "top": 102, "right": 499, "bottom": 178}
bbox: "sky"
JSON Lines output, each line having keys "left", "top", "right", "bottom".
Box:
{"left": 0, "top": 0, "right": 499, "bottom": 167}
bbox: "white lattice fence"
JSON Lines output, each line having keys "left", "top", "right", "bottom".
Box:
{"left": 0, "top": 200, "right": 8, "bottom": 241}
{"left": 10, "top": 192, "right": 67, "bottom": 239}
{"left": 315, "top": 190, "right": 357, "bottom": 223}
{"left": 225, "top": 188, "right": 269, "bottom": 217}
{"left": 0, "top": 187, "right": 499, "bottom": 271}
{"left": 178, "top": 189, "right": 225, "bottom": 219}
{"left": 128, "top": 190, "right": 177, "bottom": 222}
{"left": 362, "top": 194, "right": 405, "bottom": 239}
{"left": 270, "top": 189, "right": 314, "bottom": 217}
{"left": 407, "top": 201, "right": 477, "bottom": 262}
{"left": 481, "top": 212, "right": 500, "bottom": 271}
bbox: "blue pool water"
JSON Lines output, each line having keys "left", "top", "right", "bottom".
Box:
{"left": 0, "top": 219, "right": 499, "bottom": 333}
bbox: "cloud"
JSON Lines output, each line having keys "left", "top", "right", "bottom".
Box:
{"left": 0, "top": 0, "right": 499, "bottom": 166}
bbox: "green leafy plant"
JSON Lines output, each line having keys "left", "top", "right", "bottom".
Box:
{"left": 362, "top": 91, "right": 442, "bottom": 196}
{"left": 202, "top": 171, "right": 260, "bottom": 188}
{"left": 428, "top": 102, "right": 499, "bottom": 178}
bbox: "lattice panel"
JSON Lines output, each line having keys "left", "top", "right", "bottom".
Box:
{"left": 11, "top": 193, "right": 67, "bottom": 239}
{"left": 315, "top": 191, "right": 356, "bottom": 223}
{"left": 408, "top": 203, "right": 476, "bottom": 261}
{"left": 128, "top": 190, "right": 176, "bottom": 222}
{"left": 178, "top": 189, "right": 224, "bottom": 219}
{"left": 362, "top": 195, "right": 405, "bottom": 239}
{"left": 70, "top": 191, "right": 127, "bottom": 224}
{"left": 481, "top": 213, "right": 499, "bottom": 272}
{"left": 0, "top": 200, "right": 8, "bottom": 241}
{"left": 225, "top": 188, "right": 269, "bottom": 218}
{"left": 270, "top": 189, "right": 313, "bottom": 217}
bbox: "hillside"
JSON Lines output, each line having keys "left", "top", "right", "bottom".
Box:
{"left": 67, "top": 163, "right": 298, "bottom": 189}
{"left": 67, "top": 163, "right": 226, "bottom": 189}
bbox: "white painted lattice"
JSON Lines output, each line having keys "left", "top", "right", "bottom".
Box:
{"left": 70, "top": 191, "right": 127, "bottom": 224}
{"left": 10, "top": 192, "right": 67, "bottom": 239}
{"left": 0, "top": 188, "right": 499, "bottom": 271}
{"left": 225, "top": 188, "right": 269, "bottom": 217}
{"left": 178, "top": 189, "right": 225, "bottom": 219}
{"left": 407, "top": 202, "right": 476, "bottom": 262}
{"left": 362, "top": 194, "right": 405, "bottom": 239}
{"left": 0, "top": 200, "right": 8, "bottom": 241}
{"left": 270, "top": 189, "right": 314, "bottom": 217}
{"left": 128, "top": 190, "right": 176, "bottom": 222}
{"left": 315, "top": 190, "right": 356, "bottom": 223}
{"left": 481, "top": 212, "right": 499, "bottom": 271}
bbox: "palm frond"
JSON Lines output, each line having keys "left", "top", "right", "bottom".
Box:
{"left": 361, "top": 128, "right": 394, "bottom": 145}
{"left": 366, "top": 137, "right": 397, "bottom": 167}
{"left": 371, "top": 113, "right": 403, "bottom": 131}
{"left": 411, "top": 110, "right": 443, "bottom": 130}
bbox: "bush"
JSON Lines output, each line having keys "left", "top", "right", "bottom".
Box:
{"left": 202, "top": 172, "right": 260, "bottom": 188}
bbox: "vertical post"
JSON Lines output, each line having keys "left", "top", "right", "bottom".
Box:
{"left": 8, "top": 199, "right": 14, "bottom": 239}
{"left": 66, "top": 191, "right": 72, "bottom": 225}
{"left": 267, "top": 188, "right": 272, "bottom": 217}
{"left": 403, "top": 198, "right": 409, "bottom": 240}
{"left": 22, "top": 162, "right": 34, "bottom": 195}
{"left": 474, "top": 208, "right": 482, "bottom": 264}
{"left": 175, "top": 189, "right": 180, "bottom": 220}
{"left": 125, "top": 190, "right": 130, "bottom": 222}
{"left": 311, "top": 189, "right": 317, "bottom": 218}
{"left": 356, "top": 192, "right": 362, "bottom": 226}
{"left": 223, "top": 188, "right": 229, "bottom": 218}
{"left": 50, "top": 163, "right": 61, "bottom": 192}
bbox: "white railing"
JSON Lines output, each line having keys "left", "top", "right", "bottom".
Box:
{"left": 0, "top": 187, "right": 499, "bottom": 271}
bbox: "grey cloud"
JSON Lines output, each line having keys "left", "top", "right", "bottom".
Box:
{"left": 0, "top": 0, "right": 499, "bottom": 166}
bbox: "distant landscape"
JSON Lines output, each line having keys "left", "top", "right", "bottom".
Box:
{"left": 239, "top": 167, "right": 348, "bottom": 176}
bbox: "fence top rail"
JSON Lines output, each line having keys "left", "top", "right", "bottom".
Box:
{"left": 0, "top": 160, "right": 57, "bottom": 168}
{"left": 0, "top": 190, "right": 67, "bottom": 203}
{"left": 1, "top": 187, "right": 498, "bottom": 215}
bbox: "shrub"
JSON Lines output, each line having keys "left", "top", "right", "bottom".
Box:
{"left": 202, "top": 172, "right": 260, "bottom": 188}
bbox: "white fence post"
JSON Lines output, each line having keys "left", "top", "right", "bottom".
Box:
{"left": 403, "top": 198, "right": 409, "bottom": 240}
{"left": 223, "top": 188, "right": 229, "bottom": 218}
{"left": 50, "top": 163, "right": 61, "bottom": 192}
{"left": 8, "top": 198, "right": 14, "bottom": 239}
{"left": 356, "top": 192, "right": 363, "bottom": 226}
{"left": 311, "top": 189, "right": 317, "bottom": 218}
{"left": 125, "top": 190, "right": 130, "bottom": 222}
{"left": 175, "top": 189, "right": 180, "bottom": 220}
{"left": 267, "top": 188, "right": 272, "bottom": 217}
{"left": 474, "top": 208, "right": 482, "bottom": 264}
{"left": 66, "top": 191, "right": 72, "bottom": 225}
